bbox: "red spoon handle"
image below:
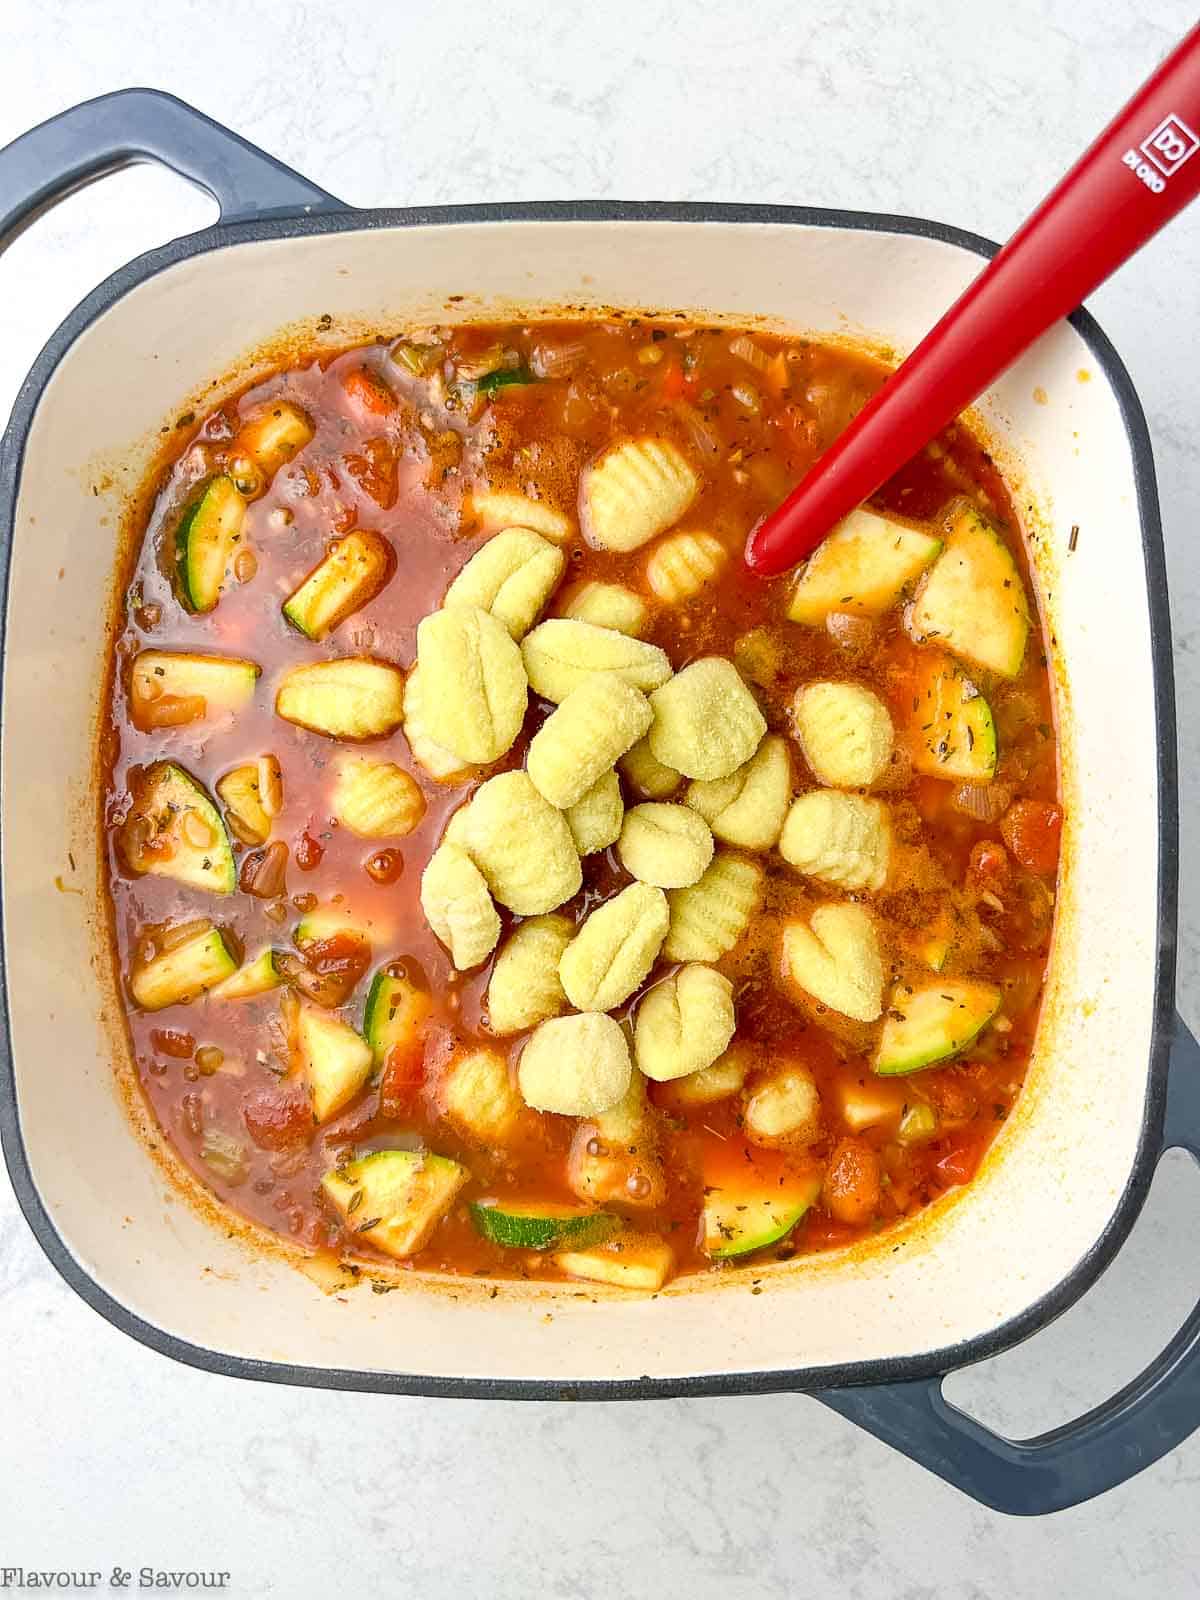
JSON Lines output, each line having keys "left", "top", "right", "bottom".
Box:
{"left": 746, "top": 23, "right": 1200, "bottom": 576}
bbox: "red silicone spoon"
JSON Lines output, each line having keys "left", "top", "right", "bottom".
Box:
{"left": 745, "top": 22, "right": 1200, "bottom": 577}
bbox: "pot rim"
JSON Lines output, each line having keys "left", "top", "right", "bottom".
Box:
{"left": 0, "top": 199, "right": 1178, "bottom": 1399}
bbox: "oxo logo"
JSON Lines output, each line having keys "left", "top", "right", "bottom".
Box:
{"left": 1140, "top": 113, "right": 1199, "bottom": 178}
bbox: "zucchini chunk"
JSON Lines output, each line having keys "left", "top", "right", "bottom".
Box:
{"left": 909, "top": 502, "right": 1031, "bottom": 678}
{"left": 234, "top": 401, "right": 314, "bottom": 481}
{"left": 295, "top": 1003, "right": 373, "bottom": 1122}
{"left": 906, "top": 653, "right": 997, "bottom": 782}
{"left": 216, "top": 756, "right": 282, "bottom": 845}
{"left": 120, "top": 762, "right": 236, "bottom": 895}
{"left": 321, "top": 1149, "right": 468, "bottom": 1259}
{"left": 130, "top": 923, "right": 237, "bottom": 1011}
{"left": 554, "top": 1233, "right": 675, "bottom": 1291}
{"left": 211, "top": 947, "right": 282, "bottom": 1001}
{"left": 875, "top": 979, "right": 1003, "bottom": 1075}
{"left": 362, "top": 969, "right": 431, "bottom": 1065}
{"left": 130, "top": 651, "right": 259, "bottom": 731}
{"left": 469, "top": 1200, "right": 619, "bottom": 1251}
{"left": 175, "top": 476, "right": 247, "bottom": 612}
{"left": 295, "top": 905, "right": 374, "bottom": 949}
{"left": 787, "top": 508, "right": 941, "bottom": 625}
{"left": 702, "top": 1171, "right": 821, "bottom": 1259}
{"left": 283, "top": 529, "right": 392, "bottom": 640}
{"left": 275, "top": 657, "right": 406, "bottom": 739}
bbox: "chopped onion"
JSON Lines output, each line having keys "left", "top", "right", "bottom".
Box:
{"left": 728, "top": 334, "right": 772, "bottom": 373}
{"left": 730, "top": 381, "right": 761, "bottom": 414}
{"left": 201, "top": 1128, "right": 249, "bottom": 1185}
{"left": 951, "top": 781, "right": 1013, "bottom": 823}
{"left": 826, "top": 611, "right": 876, "bottom": 653}
{"left": 677, "top": 402, "right": 720, "bottom": 457}
{"left": 159, "top": 917, "right": 213, "bottom": 953}
{"left": 531, "top": 340, "right": 587, "bottom": 379}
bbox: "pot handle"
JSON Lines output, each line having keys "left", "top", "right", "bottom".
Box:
{"left": 0, "top": 87, "right": 346, "bottom": 243}
{"left": 815, "top": 1011, "right": 1200, "bottom": 1514}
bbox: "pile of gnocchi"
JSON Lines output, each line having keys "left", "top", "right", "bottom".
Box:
{"left": 109, "top": 320, "right": 1059, "bottom": 1294}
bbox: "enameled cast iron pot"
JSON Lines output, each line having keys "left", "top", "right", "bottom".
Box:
{"left": 1, "top": 90, "right": 1198, "bottom": 1518}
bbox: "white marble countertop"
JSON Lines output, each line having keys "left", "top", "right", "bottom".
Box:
{"left": 2, "top": 1, "right": 1200, "bottom": 1593}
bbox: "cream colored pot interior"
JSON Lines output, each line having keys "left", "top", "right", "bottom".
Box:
{"left": 2, "top": 218, "right": 1163, "bottom": 1383}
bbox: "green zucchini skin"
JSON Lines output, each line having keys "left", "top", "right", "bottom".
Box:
{"left": 176, "top": 476, "right": 247, "bottom": 612}
{"left": 469, "top": 1201, "right": 619, "bottom": 1251}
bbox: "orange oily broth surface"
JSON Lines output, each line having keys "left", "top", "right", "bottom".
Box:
{"left": 103, "top": 321, "right": 1059, "bottom": 1283}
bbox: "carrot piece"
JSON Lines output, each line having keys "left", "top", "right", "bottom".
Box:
{"left": 380, "top": 1041, "right": 425, "bottom": 1119}
{"left": 342, "top": 367, "right": 397, "bottom": 416}
{"left": 1001, "top": 799, "right": 1062, "bottom": 875}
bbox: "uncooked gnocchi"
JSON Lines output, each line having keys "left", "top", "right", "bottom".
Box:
{"left": 634, "top": 964, "right": 736, "bottom": 1082}
{"left": 443, "top": 527, "right": 566, "bottom": 640}
{"left": 648, "top": 657, "right": 766, "bottom": 780}
{"left": 559, "top": 881, "right": 670, "bottom": 1012}
{"left": 402, "top": 665, "right": 474, "bottom": 782}
{"left": 441, "top": 1047, "right": 523, "bottom": 1145}
{"left": 521, "top": 618, "right": 671, "bottom": 704}
{"left": 472, "top": 489, "right": 573, "bottom": 543}
{"left": 743, "top": 1064, "right": 823, "bottom": 1147}
{"left": 560, "top": 580, "right": 649, "bottom": 637}
{"left": 331, "top": 755, "right": 426, "bottom": 839}
{"left": 645, "top": 530, "right": 726, "bottom": 603}
{"left": 452, "top": 770, "right": 581, "bottom": 914}
{"left": 685, "top": 733, "right": 792, "bottom": 850}
{"left": 564, "top": 770, "right": 624, "bottom": 855}
{"left": 420, "top": 844, "right": 501, "bottom": 970}
{"left": 582, "top": 437, "right": 699, "bottom": 552}
{"left": 669, "top": 1045, "right": 751, "bottom": 1107}
{"left": 663, "top": 852, "right": 764, "bottom": 963}
{"left": 617, "top": 802, "right": 714, "bottom": 888}
{"left": 778, "top": 790, "right": 891, "bottom": 891}
{"left": 415, "top": 606, "right": 528, "bottom": 764}
{"left": 527, "top": 675, "right": 652, "bottom": 809}
{"left": 568, "top": 1070, "right": 664, "bottom": 1209}
{"left": 793, "top": 681, "right": 893, "bottom": 789}
{"left": 619, "top": 736, "right": 683, "bottom": 800}
{"left": 486, "top": 914, "right": 574, "bottom": 1036}
{"left": 780, "top": 901, "right": 884, "bottom": 1022}
{"left": 518, "top": 1011, "right": 632, "bottom": 1117}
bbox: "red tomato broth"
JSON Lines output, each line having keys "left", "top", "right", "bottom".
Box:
{"left": 102, "top": 319, "right": 1059, "bottom": 1286}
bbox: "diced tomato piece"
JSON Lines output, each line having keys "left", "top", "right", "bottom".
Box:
{"left": 823, "top": 1137, "right": 882, "bottom": 1226}
{"left": 967, "top": 837, "right": 1012, "bottom": 897}
{"left": 342, "top": 367, "right": 397, "bottom": 416}
{"left": 934, "top": 1142, "right": 980, "bottom": 1188}
{"left": 295, "top": 830, "right": 325, "bottom": 871}
{"left": 1001, "top": 799, "right": 1062, "bottom": 875}
{"left": 243, "top": 1087, "right": 313, "bottom": 1150}
{"left": 380, "top": 1041, "right": 425, "bottom": 1119}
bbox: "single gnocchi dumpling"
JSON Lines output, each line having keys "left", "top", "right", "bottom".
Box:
{"left": 582, "top": 437, "right": 699, "bottom": 552}
{"left": 415, "top": 605, "right": 528, "bottom": 764}
{"left": 402, "top": 665, "right": 474, "bottom": 783}
{"left": 559, "top": 580, "right": 649, "bottom": 638}
{"left": 648, "top": 657, "right": 766, "bottom": 780}
{"left": 780, "top": 902, "right": 884, "bottom": 1022}
{"left": 527, "top": 676, "right": 653, "bottom": 810}
{"left": 663, "top": 852, "right": 764, "bottom": 963}
{"left": 521, "top": 618, "right": 671, "bottom": 704}
{"left": 619, "top": 736, "right": 683, "bottom": 800}
{"left": 486, "top": 914, "right": 574, "bottom": 1036}
{"left": 331, "top": 755, "right": 426, "bottom": 839}
{"left": 568, "top": 1070, "right": 665, "bottom": 1209}
{"left": 669, "top": 1044, "right": 751, "bottom": 1107}
{"left": 441, "top": 1046, "right": 524, "bottom": 1145}
{"left": 778, "top": 790, "right": 891, "bottom": 891}
{"left": 443, "top": 527, "right": 566, "bottom": 640}
{"left": 419, "top": 843, "right": 501, "bottom": 970}
{"left": 634, "top": 964, "right": 736, "bottom": 1082}
{"left": 645, "top": 530, "right": 727, "bottom": 604}
{"left": 793, "top": 681, "right": 893, "bottom": 789}
{"left": 559, "top": 881, "right": 670, "bottom": 1012}
{"left": 743, "top": 1064, "right": 823, "bottom": 1148}
{"left": 617, "top": 802, "right": 714, "bottom": 888}
{"left": 471, "top": 489, "right": 573, "bottom": 544}
{"left": 565, "top": 769, "right": 624, "bottom": 855}
{"left": 518, "top": 1011, "right": 632, "bottom": 1117}
{"left": 452, "top": 771, "right": 581, "bottom": 914}
{"left": 685, "top": 733, "right": 792, "bottom": 851}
